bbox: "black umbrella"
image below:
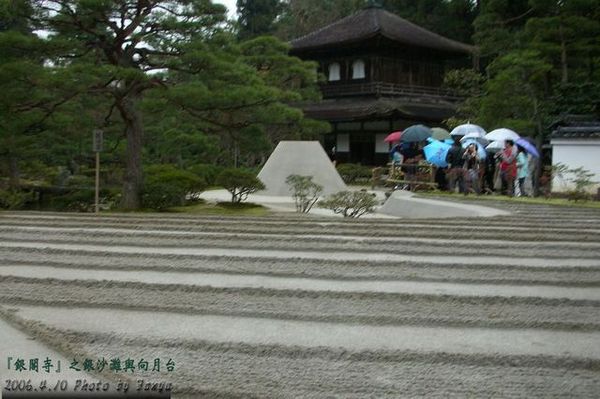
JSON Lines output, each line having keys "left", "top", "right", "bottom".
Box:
{"left": 401, "top": 124, "right": 433, "bottom": 143}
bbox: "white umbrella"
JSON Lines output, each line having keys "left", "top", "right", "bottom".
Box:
{"left": 486, "top": 140, "right": 504, "bottom": 152}
{"left": 485, "top": 128, "right": 520, "bottom": 142}
{"left": 450, "top": 123, "right": 486, "bottom": 137}
{"left": 460, "top": 132, "right": 489, "bottom": 145}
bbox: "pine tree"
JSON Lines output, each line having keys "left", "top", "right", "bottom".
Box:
{"left": 237, "top": 0, "right": 282, "bottom": 40}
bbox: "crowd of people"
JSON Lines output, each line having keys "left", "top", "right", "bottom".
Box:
{"left": 390, "top": 138, "right": 536, "bottom": 196}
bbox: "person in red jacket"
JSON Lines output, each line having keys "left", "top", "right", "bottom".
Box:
{"left": 497, "top": 139, "right": 518, "bottom": 196}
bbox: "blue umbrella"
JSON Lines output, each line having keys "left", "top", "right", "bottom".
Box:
{"left": 424, "top": 140, "right": 452, "bottom": 167}
{"left": 462, "top": 139, "right": 487, "bottom": 160}
{"left": 515, "top": 138, "right": 540, "bottom": 158}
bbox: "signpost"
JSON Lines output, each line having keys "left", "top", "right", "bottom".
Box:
{"left": 93, "top": 129, "right": 103, "bottom": 214}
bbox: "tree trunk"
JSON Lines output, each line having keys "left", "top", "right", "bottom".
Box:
{"left": 8, "top": 155, "right": 20, "bottom": 189}
{"left": 559, "top": 24, "right": 568, "bottom": 84}
{"left": 117, "top": 95, "right": 144, "bottom": 210}
{"left": 532, "top": 96, "right": 543, "bottom": 197}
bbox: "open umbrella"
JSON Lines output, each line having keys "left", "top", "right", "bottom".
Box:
{"left": 424, "top": 139, "right": 451, "bottom": 167}
{"left": 401, "top": 124, "right": 433, "bottom": 142}
{"left": 431, "top": 127, "right": 451, "bottom": 141}
{"left": 485, "top": 128, "right": 520, "bottom": 142}
{"left": 384, "top": 131, "right": 402, "bottom": 143}
{"left": 462, "top": 139, "right": 487, "bottom": 160}
{"left": 460, "top": 132, "right": 489, "bottom": 145}
{"left": 450, "top": 123, "right": 486, "bottom": 137}
{"left": 485, "top": 140, "right": 504, "bottom": 152}
{"left": 515, "top": 138, "right": 540, "bottom": 158}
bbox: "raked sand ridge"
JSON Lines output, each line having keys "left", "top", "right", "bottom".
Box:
{"left": 1, "top": 201, "right": 600, "bottom": 397}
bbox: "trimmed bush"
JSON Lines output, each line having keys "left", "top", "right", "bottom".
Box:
{"left": 319, "top": 190, "right": 378, "bottom": 218}
{"left": 285, "top": 174, "right": 323, "bottom": 213}
{"left": 216, "top": 168, "right": 265, "bottom": 203}
{"left": 188, "top": 163, "right": 224, "bottom": 187}
{"left": 143, "top": 164, "right": 206, "bottom": 210}
{"left": 0, "top": 189, "right": 35, "bottom": 210}
{"left": 336, "top": 163, "right": 372, "bottom": 184}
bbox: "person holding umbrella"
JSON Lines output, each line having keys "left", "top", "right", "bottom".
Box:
{"left": 516, "top": 145, "right": 529, "bottom": 196}
{"left": 390, "top": 144, "right": 403, "bottom": 165}
{"left": 446, "top": 137, "right": 466, "bottom": 193}
{"left": 463, "top": 143, "right": 480, "bottom": 194}
{"left": 496, "top": 139, "right": 518, "bottom": 196}
{"left": 400, "top": 142, "right": 424, "bottom": 189}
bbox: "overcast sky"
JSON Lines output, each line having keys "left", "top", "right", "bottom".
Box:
{"left": 215, "top": 0, "right": 238, "bottom": 19}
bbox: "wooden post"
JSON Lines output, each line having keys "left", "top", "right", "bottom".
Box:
{"left": 93, "top": 129, "right": 103, "bottom": 214}
{"left": 95, "top": 151, "right": 100, "bottom": 214}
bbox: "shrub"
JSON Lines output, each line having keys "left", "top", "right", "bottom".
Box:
{"left": 188, "top": 163, "right": 224, "bottom": 187}
{"left": 553, "top": 163, "right": 596, "bottom": 201}
{"left": 319, "top": 190, "right": 378, "bottom": 218}
{"left": 216, "top": 168, "right": 265, "bottom": 203}
{"left": 143, "top": 164, "right": 206, "bottom": 210}
{"left": 285, "top": 174, "right": 323, "bottom": 213}
{"left": 569, "top": 167, "right": 596, "bottom": 201}
{"left": 46, "top": 187, "right": 120, "bottom": 212}
{"left": 48, "top": 188, "right": 95, "bottom": 212}
{"left": 336, "top": 163, "right": 372, "bottom": 184}
{"left": 0, "top": 189, "right": 35, "bottom": 210}
{"left": 66, "top": 174, "right": 94, "bottom": 188}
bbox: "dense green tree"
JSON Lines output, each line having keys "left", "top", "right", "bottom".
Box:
{"left": 473, "top": 0, "right": 530, "bottom": 59}
{"left": 384, "top": 0, "right": 477, "bottom": 43}
{"left": 479, "top": 50, "right": 552, "bottom": 135}
{"left": 526, "top": 0, "right": 600, "bottom": 84}
{"left": 25, "top": 0, "right": 230, "bottom": 209}
{"left": 236, "top": 0, "right": 282, "bottom": 40}
{"left": 442, "top": 68, "right": 485, "bottom": 128}
{"left": 143, "top": 34, "right": 328, "bottom": 168}
{"left": 468, "top": 0, "right": 600, "bottom": 124}
{"left": 0, "top": 1, "right": 72, "bottom": 188}
{"left": 275, "top": 0, "right": 362, "bottom": 40}
{"left": 8, "top": 1, "right": 325, "bottom": 210}
{"left": 275, "top": 0, "right": 476, "bottom": 43}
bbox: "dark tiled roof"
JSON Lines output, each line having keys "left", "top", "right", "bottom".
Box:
{"left": 550, "top": 115, "right": 600, "bottom": 138}
{"left": 552, "top": 126, "right": 600, "bottom": 139}
{"left": 290, "top": 7, "right": 475, "bottom": 55}
{"left": 301, "top": 98, "right": 456, "bottom": 122}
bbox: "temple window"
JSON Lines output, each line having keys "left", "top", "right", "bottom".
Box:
{"left": 328, "top": 62, "right": 341, "bottom": 81}
{"left": 352, "top": 59, "right": 365, "bottom": 79}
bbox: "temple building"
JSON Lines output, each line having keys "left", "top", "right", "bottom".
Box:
{"left": 290, "top": 4, "right": 476, "bottom": 165}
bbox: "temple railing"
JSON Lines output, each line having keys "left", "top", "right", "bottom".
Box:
{"left": 320, "top": 82, "right": 463, "bottom": 103}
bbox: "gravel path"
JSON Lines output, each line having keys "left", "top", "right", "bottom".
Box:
{"left": 1, "top": 204, "right": 600, "bottom": 398}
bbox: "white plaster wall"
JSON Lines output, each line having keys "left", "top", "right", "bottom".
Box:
{"left": 375, "top": 134, "right": 389, "bottom": 153}
{"left": 551, "top": 139, "right": 600, "bottom": 192}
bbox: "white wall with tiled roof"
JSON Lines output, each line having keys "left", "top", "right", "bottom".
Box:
{"left": 551, "top": 138, "right": 600, "bottom": 193}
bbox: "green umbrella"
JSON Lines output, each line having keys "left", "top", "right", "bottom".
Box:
{"left": 431, "top": 127, "right": 450, "bottom": 141}
{"left": 401, "top": 124, "right": 433, "bottom": 142}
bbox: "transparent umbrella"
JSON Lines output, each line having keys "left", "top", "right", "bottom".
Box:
{"left": 431, "top": 127, "right": 451, "bottom": 141}
{"left": 485, "top": 128, "right": 520, "bottom": 142}
{"left": 450, "top": 123, "right": 486, "bottom": 138}
{"left": 460, "top": 132, "right": 489, "bottom": 145}
{"left": 486, "top": 140, "right": 504, "bottom": 152}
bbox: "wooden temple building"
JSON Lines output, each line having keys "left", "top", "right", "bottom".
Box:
{"left": 290, "top": 4, "right": 476, "bottom": 165}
